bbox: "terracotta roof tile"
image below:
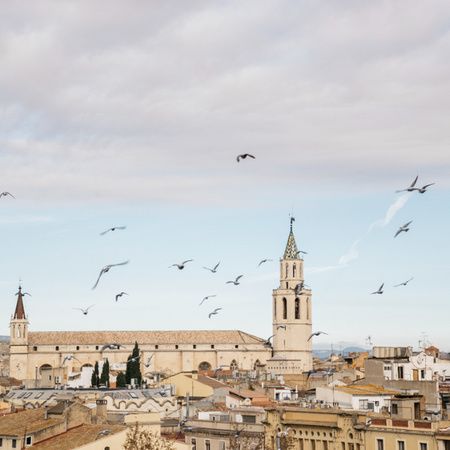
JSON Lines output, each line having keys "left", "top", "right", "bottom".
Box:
{"left": 0, "top": 408, "right": 64, "bottom": 436}
{"left": 28, "top": 330, "right": 265, "bottom": 345}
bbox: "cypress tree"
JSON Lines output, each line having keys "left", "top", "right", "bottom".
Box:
{"left": 125, "top": 342, "right": 142, "bottom": 386}
{"left": 100, "top": 358, "right": 110, "bottom": 387}
{"left": 91, "top": 361, "right": 100, "bottom": 388}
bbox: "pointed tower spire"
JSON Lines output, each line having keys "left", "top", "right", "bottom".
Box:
{"left": 283, "top": 216, "right": 299, "bottom": 259}
{"left": 13, "top": 286, "right": 26, "bottom": 320}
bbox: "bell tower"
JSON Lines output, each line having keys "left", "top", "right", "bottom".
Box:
{"left": 10, "top": 286, "right": 29, "bottom": 380}
{"left": 268, "top": 219, "right": 313, "bottom": 374}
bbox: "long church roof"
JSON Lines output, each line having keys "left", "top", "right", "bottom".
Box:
{"left": 28, "top": 330, "right": 266, "bottom": 345}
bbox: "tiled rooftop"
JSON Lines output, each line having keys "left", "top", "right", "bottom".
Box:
{"left": 28, "top": 330, "right": 265, "bottom": 345}
{"left": 31, "top": 424, "right": 127, "bottom": 449}
{"left": 0, "top": 408, "right": 64, "bottom": 436}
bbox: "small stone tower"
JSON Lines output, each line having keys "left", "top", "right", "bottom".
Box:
{"left": 9, "top": 286, "right": 29, "bottom": 380}
{"left": 268, "top": 219, "right": 313, "bottom": 374}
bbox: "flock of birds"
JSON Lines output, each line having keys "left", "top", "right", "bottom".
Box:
{"left": 370, "top": 175, "right": 434, "bottom": 296}
{"left": 3, "top": 161, "right": 436, "bottom": 363}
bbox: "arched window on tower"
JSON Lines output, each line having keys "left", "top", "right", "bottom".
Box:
{"left": 274, "top": 298, "right": 277, "bottom": 320}
{"left": 306, "top": 297, "right": 310, "bottom": 320}
{"left": 295, "top": 298, "right": 300, "bottom": 319}
{"left": 16, "top": 326, "right": 21, "bottom": 338}
{"left": 293, "top": 264, "right": 297, "bottom": 278}
{"left": 282, "top": 298, "right": 287, "bottom": 320}
{"left": 285, "top": 263, "right": 289, "bottom": 279}
{"left": 230, "top": 360, "right": 238, "bottom": 371}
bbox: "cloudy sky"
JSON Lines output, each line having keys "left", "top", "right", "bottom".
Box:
{"left": 1, "top": 1, "right": 449, "bottom": 350}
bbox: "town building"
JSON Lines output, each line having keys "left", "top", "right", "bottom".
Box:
{"left": 8, "top": 222, "right": 313, "bottom": 387}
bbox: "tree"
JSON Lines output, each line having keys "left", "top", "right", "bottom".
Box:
{"left": 116, "top": 371, "right": 126, "bottom": 388}
{"left": 126, "top": 341, "right": 142, "bottom": 386}
{"left": 124, "top": 424, "right": 175, "bottom": 450}
{"left": 91, "top": 361, "right": 100, "bottom": 388}
{"left": 100, "top": 358, "right": 110, "bottom": 387}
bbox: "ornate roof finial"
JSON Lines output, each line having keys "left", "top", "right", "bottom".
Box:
{"left": 284, "top": 216, "right": 299, "bottom": 259}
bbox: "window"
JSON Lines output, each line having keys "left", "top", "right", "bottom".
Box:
{"left": 242, "top": 415, "right": 256, "bottom": 424}
{"left": 191, "top": 438, "right": 196, "bottom": 450}
{"left": 26, "top": 436, "right": 32, "bottom": 446}
{"left": 282, "top": 298, "right": 287, "bottom": 319}
{"left": 359, "top": 399, "right": 368, "bottom": 410}
{"left": 341, "top": 443, "right": 345, "bottom": 450}
{"left": 311, "top": 441, "right": 316, "bottom": 450}
{"left": 323, "top": 442, "right": 328, "bottom": 450}
{"left": 219, "top": 442, "right": 225, "bottom": 450}
{"left": 420, "top": 444, "right": 428, "bottom": 450}
{"left": 76, "top": 345, "right": 80, "bottom": 351}
{"left": 376, "top": 439, "right": 384, "bottom": 450}
{"left": 55, "top": 346, "right": 59, "bottom": 351}
{"left": 0, "top": 437, "right": 2, "bottom": 446}
{"left": 95, "top": 345, "right": 99, "bottom": 350}
{"left": 293, "top": 264, "right": 297, "bottom": 277}
{"left": 397, "top": 366, "right": 404, "bottom": 379}
{"left": 295, "top": 298, "right": 300, "bottom": 319}
{"left": 306, "top": 298, "right": 310, "bottom": 320}
{"left": 104, "top": 447, "right": 110, "bottom": 450}
{"left": 274, "top": 298, "right": 277, "bottom": 318}
{"left": 235, "top": 345, "right": 239, "bottom": 349}
{"left": 155, "top": 345, "right": 159, "bottom": 349}
{"left": 205, "top": 440, "right": 211, "bottom": 450}
{"left": 33, "top": 346, "right": 37, "bottom": 351}
{"left": 211, "top": 345, "right": 214, "bottom": 349}
{"left": 12, "top": 439, "right": 17, "bottom": 449}
{"left": 397, "top": 441, "right": 405, "bottom": 450}
{"left": 285, "top": 263, "right": 288, "bottom": 278}
{"left": 383, "top": 365, "right": 391, "bottom": 371}
{"left": 193, "top": 345, "right": 196, "bottom": 349}
{"left": 421, "top": 369, "right": 425, "bottom": 379}
{"left": 392, "top": 403, "right": 398, "bottom": 414}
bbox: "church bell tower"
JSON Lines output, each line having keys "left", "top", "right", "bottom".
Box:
{"left": 10, "top": 286, "right": 29, "bottom": 380}
{"left": 268, "top": 219, "right": 313, "bottom": 374}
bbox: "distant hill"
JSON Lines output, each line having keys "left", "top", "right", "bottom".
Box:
{"left": 313, "top": 346, "right": 367, "bottom": 359}
{"left": 0, "top": 336, "right": 9, "bottom": 343}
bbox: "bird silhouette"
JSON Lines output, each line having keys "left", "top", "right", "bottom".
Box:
{"left": 208, "top": 307, "right": 222, "bottom": 318}
{"left": 236, "top": 153, "right": 255, "bottom": 163}
{"left": 200, "top": 295, "right": 217, "bottom": 305}
{"left": 226, "top": 275, "right": 243, "bottom": 286}
{"left": 170, "top": 260, "right": 193, "bottom": 270}
{"left": 307, "top": 331, "right": 328, "bottom": 341}
{"left": 73, "top": 305, "right": 94, "bottom": 315}
{"left": 396, "top": 175, "right": 419, "bottom": 193}
{"left": 277, "top": 325, "right": 287, "bottom": 330}
{"left": 394, "top": 221, "right": 412, "bottom": 238}
{"left": 101, "top": 343, "right": 121, "bottom": 351}
{"left": 203, "top": 262, "right": 220, "bottom": 273}
{"left": 413, "top": 183, "right": 435, "bottom": 194}
{"left": 0, "top": 192, "right": 15, "bottom": 199}
{"left": 258, "top": 258, "right": 273, "bottom": 267}
{"left": 115, "top": 292, "right": 128, "bottom": 302}
{"left": 144, "top": 355, "right": 154, "bottom": 368}
{"left": 92, "top": 261, "right": 130, "bottom": 289}
{"left": 100, "top": 226, "right": 126, "bottom": 235}
{"left": 62, "top": 354, "right": 80, "bottom": 365}
{"left": 371, "top": 283, "right": 384, "bottom": 295}
{"left": 394, "top": 277, "right": 414, "bottom": 287}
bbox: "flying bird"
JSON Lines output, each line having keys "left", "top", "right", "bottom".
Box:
{"left": 307, "top": 331, "right": 328, "bottom": 341}
{"left": 293, "top": 282, "right": 309, "bottom": 294}
{"left": 62, "top": 354, "right": 80, "bottom": 365}
{"left": 264, "top": 335, "right": 275, "bottom": 345}
{"left": 0, "top": 192, "right": 15, "bottom": 199}
{"left": 394, "top": 221, "right": 413, "bottom": 238}
{"left": 371, "top": 283, "right": 384, "bottom": 295}
{"left": 144, "top": 355, "right": 154, "bottom": 368}
{"left": 170, "top": 260, "right": 193, "bottom": 270}
{"left": 236, "top": 153, "right": 255, "bottom": 163}
{"left": 101, "top": 343, "right": 121, "bottom": 351}
{"left": 73, "top": 305, "right": 94, "bottom": 315}
{"left": 208, "top": 307, "right": 222, "bottom": 318}
{"left": 277, "top": 325, "right": 287, "bottom": 330}
{"left": 413, "top": 183, "right": 435, "bottom": 194}
{"left": 396, "top": 175, "right": 419, "bottom": 193}
{"left": 92, "top": 260, "right": 130, "bottom": 289}
{"left": 203, "top": 262, "right": 220, "bottom": 273}
{"left": 115, "top": 292, "right": 128, "bottom": 302}
{"left": 394, "top": 277, "right": 414, "bottom": 287}
{"left": 295, "top": 250, "right": 308, "bottom": 257}
{"left": 128, "top": 355, "right": 140, "bottom": 363}
{"left": 200, "top": 295, "right": 217, "bottom": 305}
{"left": 100, "top": 226, "right": 126, "bottom": 236}
{"left": 258, "top": 258, "right": 273, "bottom": 267}
{"left": 226, "top": 275, "right": 243, "bottom": 286}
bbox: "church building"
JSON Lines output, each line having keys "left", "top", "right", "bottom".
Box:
{"left": 9, "top": 222, "right": 313, "bottom": 387}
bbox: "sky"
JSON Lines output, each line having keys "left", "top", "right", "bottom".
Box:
{"left": 1, "top": 1, "right": 449, "bottom": 350}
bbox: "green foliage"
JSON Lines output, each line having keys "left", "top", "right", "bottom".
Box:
{"left": 125, "top": 341, "right": 142, "bottom": 386}
{"left": 91, "top": 361, "right": 100, "bottom": 388}
{"left": 116, "top": 371, "right": 126, "bottom": 388}
{"left": 100, "top": 358, "right": 110, "bottom": 387}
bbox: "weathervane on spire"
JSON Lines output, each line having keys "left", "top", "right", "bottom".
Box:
{"left": 290, "top": 215, "right": 295, "bottom": 232}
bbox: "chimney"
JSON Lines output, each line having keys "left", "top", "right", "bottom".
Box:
{"left": 96, "top": 399, "right": 107, "bottom": 423}
{"left": 191, "top": 371, "right": 198, "bottom": 380}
